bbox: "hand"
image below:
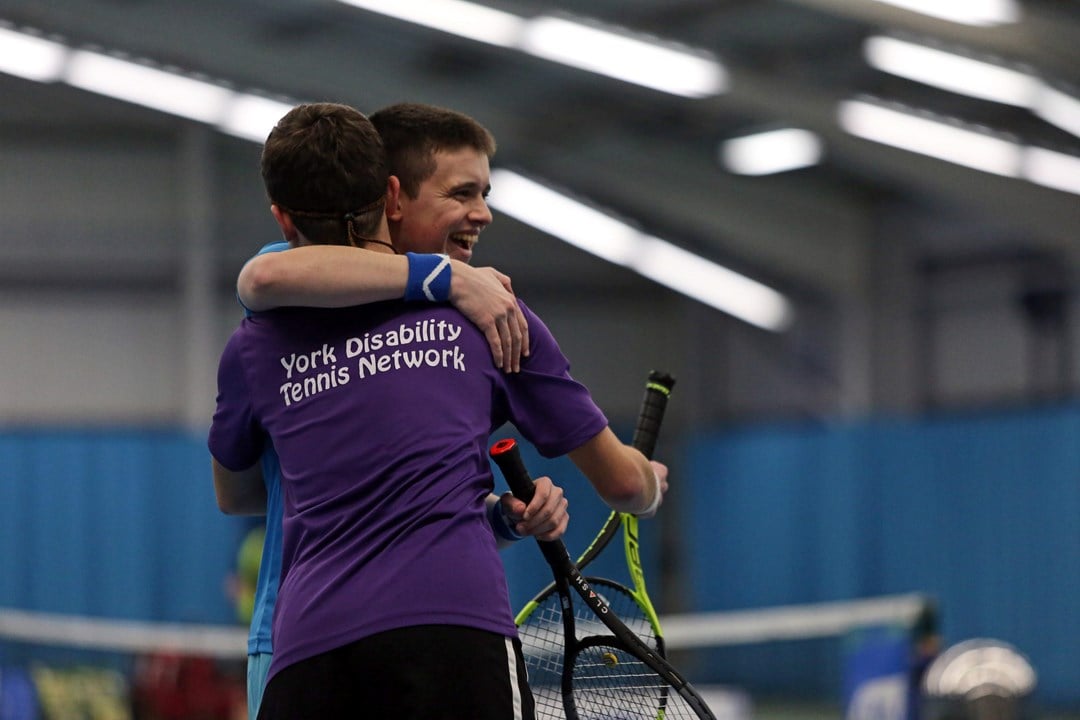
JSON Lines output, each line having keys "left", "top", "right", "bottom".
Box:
{"left": 449, "top": 262, "right": 530, "bottom": 373}
{"left": 500, "top": 476, "right": 568, "bottom": 541}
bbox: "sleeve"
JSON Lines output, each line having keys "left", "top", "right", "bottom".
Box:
{"left": 499, "top": 301, "right": 608, "bottom": 458}
{"left": 207, "top": 331, "right": 265, "bottom": 471}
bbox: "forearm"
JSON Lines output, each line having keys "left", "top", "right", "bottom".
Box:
{"left": 568, "top": 427, "right": 660, "bottom": 516}
{"left": 238, "top": 246, "right": 409, "bottom": 311}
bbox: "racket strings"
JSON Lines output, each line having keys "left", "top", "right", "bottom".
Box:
{"left": 518, "top": 581, "right": 660, "bottom": 720}
{"left": 518, "top": 596, "right": 571, "bottom": 719}
{"left": 571, "top": 644, "right": 702, "bottom": 720}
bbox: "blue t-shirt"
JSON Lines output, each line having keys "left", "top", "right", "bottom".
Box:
{"left": 209, "top": 299, "right": 606, "bottom": 682}
{"left": 243, "top": 240, "right": 288, "bottom": 656}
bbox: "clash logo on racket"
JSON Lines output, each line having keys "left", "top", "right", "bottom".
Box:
{"left": 573, "top": 576, "right": 609, "bottom": 614}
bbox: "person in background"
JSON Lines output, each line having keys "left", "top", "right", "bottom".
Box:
{"left": 229, "top": 525, "right": 264, "bottom": 626}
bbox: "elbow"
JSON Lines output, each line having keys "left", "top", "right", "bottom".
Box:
{"left": 570, "top": 433, "right": 656, "bottom": 516}
{"left": 598, "top": 456, "right": 660, "bottom": 516}
{"left": 215, "top": 491, "right": 263, "bottom": 516}
{"left": 216, "top": 500, "right": 240, "bottom": 515}
{"left": 237, "top": 257, "right": 280, "bottom": 312}
{"left": 600, "top": 479, "right": 650, "bottom": 516}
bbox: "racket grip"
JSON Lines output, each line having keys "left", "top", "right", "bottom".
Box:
{"left": 491, "top": 439, "right": 579, "bottom": 571}
{"left": 630, "top": 370, "right": 676, "bottom": 459}
{"left": 490, "top": 439, "right": 536, "bottom": 503}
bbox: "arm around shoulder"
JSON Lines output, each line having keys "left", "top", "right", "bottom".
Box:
{"left": 237, "top": 248, "right": 529, "bottom": 372}
{"left": 237, "top": 246, "right": 409, "bottom": 312}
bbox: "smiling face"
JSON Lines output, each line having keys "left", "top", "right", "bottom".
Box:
{"left": 389, "top": 147, "right": 493, "bottom": 263}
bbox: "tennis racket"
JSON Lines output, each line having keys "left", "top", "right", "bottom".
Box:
{"left": 513, "top": 372, "right": 676, "bottom": 718}
{"left": 491, "top": 438, "right": 714, "bottom": 720}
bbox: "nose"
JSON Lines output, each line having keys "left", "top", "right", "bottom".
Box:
{"left": 470, "top": 197, "right": 493, "bottom": 228}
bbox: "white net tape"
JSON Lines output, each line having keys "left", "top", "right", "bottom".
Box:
{"left": 0, "top": 592, "right": 928, "bottom": 658}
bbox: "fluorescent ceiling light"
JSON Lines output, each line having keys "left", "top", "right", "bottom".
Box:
{"left": 1033, "top": 84, "right": 1080, "bottom": 139}
{"left": 489, "top": 169, "right": 793, "bottom": 331}
{"left": 838, "top": 99, "right": 1080, "bottom": 196}
{"left": 1022, "top": 147, "right": 1080, "bottom": 195}
{"left": 721, "top": 128, "right": 823, "bottom": 175}
{"left": 520, "top": 15, "right": 726, "bottom": 98}
{"left": 633, "top": 241, "right": 793, "bottom": 332}
{"left": 864, "top": 36, "right": 1036, "bottom": 106}
{"left": 869, "top": 0, "right": 1020, "bottom": 26}
{"left": 0, "top": 25, "right": 68, "bottom": 81}
{"left": 336, "top": 0, "right": 524, "bottom": 47}
{"left": 486, "top": 171, "right": 641, "bottom": 265}
{"left": 219, "top": 95, "right": 296, "bottom": 142}
{"left": 66, "top": 50, "right": 232, "bottom": 124}
{"left": 864, "top": 36, "right": 1080, "bottom": 141}
{"left": 335, "top": 0, "right": 726, "bottom": 98}
{"left": 838, "top": 99, "right": 1022, "bottom": 176}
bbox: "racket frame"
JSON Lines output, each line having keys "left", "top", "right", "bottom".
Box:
{"left": 492, "top": 437, "right": 716, "bottom": 720}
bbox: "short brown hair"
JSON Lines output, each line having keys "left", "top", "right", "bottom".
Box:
{"left": 261, "top": 102, "right": 387, "bottom": 245}
{"left": 370, "top": 103, "right": 496, "bottom": 198}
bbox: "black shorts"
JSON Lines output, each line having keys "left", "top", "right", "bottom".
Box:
{"left": 257, "top": 625, "right": 535, "bottom": 720}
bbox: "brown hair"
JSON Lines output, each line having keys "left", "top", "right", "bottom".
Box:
{"left": 261, "top": 102, "right": 387, "bottom": 245}
{"left": 370, "top": 103, "right": 496, "bottom": 198}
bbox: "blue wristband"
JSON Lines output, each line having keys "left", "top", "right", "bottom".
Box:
{"left": 405, "top": 252, "right": 452, "bottom": 302}
{"left": 488, "top": 498, "right": 524, "bottom": 542}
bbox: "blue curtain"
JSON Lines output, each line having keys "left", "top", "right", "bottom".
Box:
{"left": 2, "top": 407, "right": 1078, "bottom": 706}
{"left": 0, "top": 429, "right": 245, "bottom": 625}
{"left": 683, "top": 407, "right": 1080, "bottom": 706}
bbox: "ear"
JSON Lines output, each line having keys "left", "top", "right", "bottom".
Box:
{"left": 270, "top": 204, "right": 300, "bottom": 244}
{"left": 385, "top": 175, "right": 405, "bottom": 222}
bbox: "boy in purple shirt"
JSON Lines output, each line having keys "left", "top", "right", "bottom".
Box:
{"left": 210, "top": 102, "right": 667, "bottom": 719}
{"left": 225, "top": 103, "right": 571, "bottom": 720}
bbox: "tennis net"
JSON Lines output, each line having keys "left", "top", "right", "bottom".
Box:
{"left": 0, "top": 607, "right": 246, "bottom": 719}
{"left": 1, "top": 594, "right": 930, "bottom": 719}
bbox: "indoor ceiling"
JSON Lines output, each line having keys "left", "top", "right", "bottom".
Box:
{"left": 1, "top": 0, "right": 1078, "bottom": 316}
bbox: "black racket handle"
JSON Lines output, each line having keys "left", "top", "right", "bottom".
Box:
{"left": 490, "top": 439, "right": 575, "bottom": 567}
{"left": 630, "top": 371, "right": 676, "bottom": 460}
{"left": 490, "top": 438, "right": 537, "bottom": 503}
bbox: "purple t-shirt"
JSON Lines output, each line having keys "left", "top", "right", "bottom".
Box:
{"left": 208, "top": 299, "right": 606, "bottom": 681}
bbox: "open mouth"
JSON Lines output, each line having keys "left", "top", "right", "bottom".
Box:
{"left": 449, "top": 233, "right": 478, "bottom": 253}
